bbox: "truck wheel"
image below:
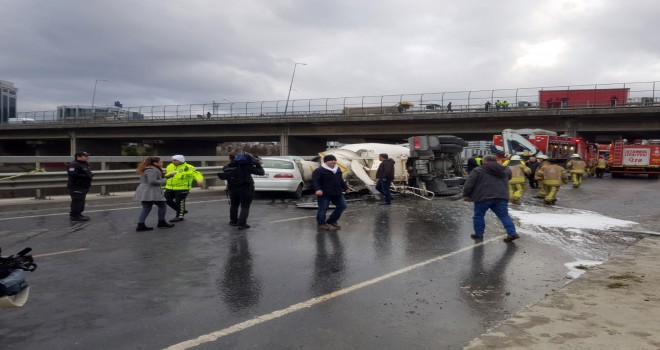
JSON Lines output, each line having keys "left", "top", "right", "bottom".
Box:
{"left": 436, "top": 187, "right": 462, "bottom": 196}
{"left": 649, "top": 174, "right": 659, "bottom": 180}
{"left": 611, "top": 172, "right": 623, "bottom": 178}
{"left": 436, "top": 135, "right": 468, "bottom": 147}
{"left": 442, "top": 178, "right": 463, "bottom": 187}
{"left": 434, "top": 144, "right": 464, "bottom": 153}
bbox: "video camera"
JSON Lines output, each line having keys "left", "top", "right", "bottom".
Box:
{"left": 1, "top": 247, "right": 37, "bottom": 308}
{"left": 234, "top": 152, "right": 261, "bottom": 165}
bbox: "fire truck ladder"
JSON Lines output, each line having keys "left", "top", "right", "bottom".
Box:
{"left": 611, "top": 141, "right": 624, "bottom": 165}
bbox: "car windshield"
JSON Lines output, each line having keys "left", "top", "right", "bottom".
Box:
{"left": 262, "top": 159, "right": 294, "bottom": 169}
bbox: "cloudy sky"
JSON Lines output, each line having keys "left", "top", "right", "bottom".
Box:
{"left": 3, "top": 0, "right": 660, "bottom": 112}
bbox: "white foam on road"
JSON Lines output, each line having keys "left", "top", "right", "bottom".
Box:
{"left": 509, "top": 208, "right": 637, "bottom": 230}
{"left": 508, "top": 207, "right": 639, "bottom": 274}
{"left": 564, "top": 260, "right": 603, "bottom": 279}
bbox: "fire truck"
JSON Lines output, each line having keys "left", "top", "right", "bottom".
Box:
{"left": 607, "top": 139, "right": 660, "bottom": 179}
{"left": 492, "top": 129, "right": 596, "bottom": 164}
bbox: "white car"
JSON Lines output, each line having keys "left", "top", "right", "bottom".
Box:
{"left": 252, "top": 157, "right": 316, "bottom": 198}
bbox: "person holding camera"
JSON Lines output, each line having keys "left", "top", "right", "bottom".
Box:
{"left": 222, "top": 153, "right": 264, "bottom": 229}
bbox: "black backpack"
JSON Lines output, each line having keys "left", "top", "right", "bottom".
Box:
{"left": 217, "top": 165, "right": 246, "bottom": 187}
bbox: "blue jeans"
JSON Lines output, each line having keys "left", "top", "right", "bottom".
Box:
{"left": 375, "top": 179, "right": 392, "bottom": 203}
{"left": 138, "top": 201, "right": 167, "bottom": 223}
{"left": 316, "top": 195, "right": 347, "bottom": 225}
{"left": 473, "top": 198, "right": 517, "bottom": 237}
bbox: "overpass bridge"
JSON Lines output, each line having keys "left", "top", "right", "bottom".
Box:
{"left": 1, "top": 106, "right": 659, "bottom": 156}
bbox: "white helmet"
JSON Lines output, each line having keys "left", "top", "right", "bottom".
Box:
{"left": 510, "top": 155, "right": 522, "bottom": 161}
{"left": 537, "top": 154, "right": 549, "bottom": 160}
{"left": 571, "top": 154, "right": 580, "bottom": 158}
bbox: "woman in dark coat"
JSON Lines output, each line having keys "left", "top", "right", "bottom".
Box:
{"left": 134, "top": 157, "right": 175, "bottom": 231}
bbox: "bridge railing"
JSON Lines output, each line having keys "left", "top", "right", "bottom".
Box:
{"left": 0, "top": 156, "right": 230, "bottom": 199}
{"left": 6, "top": 80, "right": 659, "bottom": 124}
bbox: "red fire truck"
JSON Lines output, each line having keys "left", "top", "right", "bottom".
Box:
{"left": 607, "top": 139, "right": 660, "bottom": 179}
{"left": 492, "top": 129, "right": 596, "bottom": 163}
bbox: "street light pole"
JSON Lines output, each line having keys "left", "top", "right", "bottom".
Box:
{"left": 283, "top": 62, "right": 306, "bottom": 116}
{"left": 91, "top": 79, "right": 108, "bottom": 116}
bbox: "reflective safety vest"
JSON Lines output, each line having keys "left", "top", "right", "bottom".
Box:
{"left": 163, "top": 162, "right": 204, "bottom": 190}
{"left": 475, "top": 157, "right": 482, "bottom": 165}
{"left": 539, "top": 164, "right": 568, "bottom": 185}
{"left": 509, "top": 163, "right": 531, "bottom": 184}
{"left": 597, "top": 158, "right": 607, "bottom": 168}
{"left": 567, "top": 159, "right": 587, "bottom": 174}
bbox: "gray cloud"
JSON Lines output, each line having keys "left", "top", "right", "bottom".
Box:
{"left": 2, "top": 0, "right": 660, "bottom": 111}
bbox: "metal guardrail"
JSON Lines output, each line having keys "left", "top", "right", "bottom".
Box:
{"left": 4, "top": 80, "right": 659, "bottom": 124}
{"left": 0, "top": 166, "right": 225, "bottom": 192}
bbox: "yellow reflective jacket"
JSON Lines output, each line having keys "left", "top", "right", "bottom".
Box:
{"left": 539, "top": 164, "right": 568, "bottom": 185}
{"left": 567, "top": 159, "right": 587, "bottom": 174}
{"left": 508, "top": 163, "right": 531, "bottom": 184}
{"left": 163, "top": 162, "right": 204, "bottom": 190}
{"left": 597, "top": 158, "right": 607, "bottom": 168}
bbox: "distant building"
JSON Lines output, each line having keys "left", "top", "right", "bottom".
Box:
{"left": 57, "top": 105, "right": 144, "bottom": 121}
{"left": 0, "top": 80, "right": 18, "bottom": 123}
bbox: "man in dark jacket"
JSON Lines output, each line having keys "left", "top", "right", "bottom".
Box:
{"left": 223, "top": 153, "right": 264, "bottom": 229}
{"left": 375, "top": 153, "right": 395, "bottom": 205}
{"left": 466, "top": 153, "right": 482, "bottom": 174}
{"left": 462, "top": 155, "right": 519, "bottom": 242}
{"left": 526, "top": 156, "right": 540, "bottom": 188}
{"left": 67, "top": 151, "right": 94, "bottom": 221}
{"left": 312, "top": 155, "right": 348, "bottom": 230}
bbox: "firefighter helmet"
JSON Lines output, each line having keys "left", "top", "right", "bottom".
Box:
{"left": 510, "top": 155, "right": 522, "bottom": 161}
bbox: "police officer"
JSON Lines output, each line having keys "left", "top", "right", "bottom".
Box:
{"left": 163, "top": 155, "right": 204, "bottom": 222}
{"left": 67, "top": 151, "right": 94, "bottom": 221}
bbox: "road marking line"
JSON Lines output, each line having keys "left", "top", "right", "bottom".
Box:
{"left": 164, "top": 235, "right": 504, "bottom": 350}
{"left": 34, "top": 248, "right": 89, "bottom": 257}
{"left": 0, "top": 199, "right": 228, "bottom": 221}
{"left": 269, "top": 207, "right": 372, "bottom": 223}
{"left": 270, "top": 216, "right": 315, "bottom": 223}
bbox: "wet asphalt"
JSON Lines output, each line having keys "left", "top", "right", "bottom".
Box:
{"left": 0, "top": 174, "right": 655, "bottom": 350}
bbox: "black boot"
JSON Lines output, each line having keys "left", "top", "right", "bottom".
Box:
{"left": 136, "top": 223, "right": 154, "bottom": 232}
{"left": 158, "top": 220, "right": 175, "bottom": 228}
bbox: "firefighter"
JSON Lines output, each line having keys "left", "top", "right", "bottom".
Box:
{"left": 566, "top": 154, "right": 587, "bottom": 188}
{"left": 507, "top": 155, "right": 531, "bottom": 204}
{"left": 534, "top": 155, "right": 551, "bottom": 198}
{"left": 538, "top": 158, "right": 569, "bottom": 204}
{"left": 163, "top": 155, "right": 204, "bottom": 222}
{"left": 596, "top": 155, "right": 607, "bottom": 178}
{"left": 586, "top": 156, "right": 597, "bottom": 177}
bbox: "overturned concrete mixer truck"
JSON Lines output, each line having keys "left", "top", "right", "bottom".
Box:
{"left": 317, "top": 135, "right": 467, "bottom": 197}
